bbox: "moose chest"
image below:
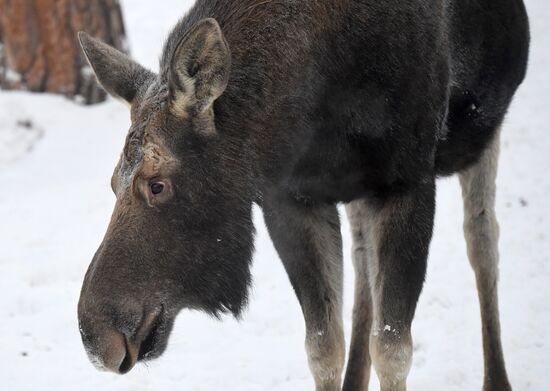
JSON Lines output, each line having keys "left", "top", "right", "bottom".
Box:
{"left": 284, "top": 124, "right": 402, "bottom": 204}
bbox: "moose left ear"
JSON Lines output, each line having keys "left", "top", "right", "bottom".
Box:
{"left": 169, "top": 18, "right": 231, "bottom": 116}
{"left": 78, "top": 32, "right": 153, "bottom": 104}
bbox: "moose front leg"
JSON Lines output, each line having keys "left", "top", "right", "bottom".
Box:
{"left": 263, "top": 193, "right": 345, "bottom": 391}
{"left": 366, "top": 180, "right": 435, "bottom": 391}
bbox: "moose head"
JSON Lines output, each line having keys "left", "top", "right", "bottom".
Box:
{"left": 77, "top": 19, "right": 255, "bottom": 374}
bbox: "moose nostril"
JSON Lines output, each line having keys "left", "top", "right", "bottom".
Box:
{"left": 100, "top": 330, "right": 136, "bottom": 374}
{"left": 101, "top": 333, "right": 139, "bottom": 374}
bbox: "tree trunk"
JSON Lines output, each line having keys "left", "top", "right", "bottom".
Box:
{"left": 0, "top": 0, "right": 128, "bottom": 104}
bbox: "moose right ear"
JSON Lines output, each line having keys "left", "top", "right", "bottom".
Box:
{"left": 169, "top": 18, "right": 231, "bottom": 116}
{"left": 78, "top": 32, "right": 153, "bottom": 104}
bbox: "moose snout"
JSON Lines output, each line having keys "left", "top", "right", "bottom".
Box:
{"left": 78, "top": 303, "right": 164, "bottom": 374}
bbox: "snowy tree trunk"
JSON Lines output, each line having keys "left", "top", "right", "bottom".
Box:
{"left": 0, "top": 0, "right": 128, "bottom": 104}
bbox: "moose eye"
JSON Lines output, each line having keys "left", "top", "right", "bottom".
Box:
{"left": 150, "top": 182, "right": 165, "bottom": 195}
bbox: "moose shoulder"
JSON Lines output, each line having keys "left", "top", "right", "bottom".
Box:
{"left": 77, "top": 1, "right": 529, "bottom": 390}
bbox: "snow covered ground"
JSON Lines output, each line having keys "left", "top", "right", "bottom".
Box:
{"left": 0, "top": 1, "right": 548, "bottom": 390}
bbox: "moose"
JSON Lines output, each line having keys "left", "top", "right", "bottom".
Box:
{"left": 77, "top": 1, "right": 529, "bottom": 390}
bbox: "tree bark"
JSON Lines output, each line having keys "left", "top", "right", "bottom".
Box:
{"left": 0, "top": 0, "right": 128, "bottom": 104}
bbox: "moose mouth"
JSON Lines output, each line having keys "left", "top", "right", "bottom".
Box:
{"left": 121, "top": 305, "right": 171, "bottom": 372}
{"left": 136, "top": 308, "right": 165, "bottom": 362}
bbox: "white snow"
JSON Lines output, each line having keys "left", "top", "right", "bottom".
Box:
{"left": 4, "top": 68, "right": 22, "bottom": 83}
{"left": 0, "top": 0, "right": 549, "bottom": 390}
{"left": 0, "top": 112, "right": 43, "bottom": 166}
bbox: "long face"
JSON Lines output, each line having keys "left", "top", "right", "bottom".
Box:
{"left": 77, "top": 19, "right": 254, "bottom": 374}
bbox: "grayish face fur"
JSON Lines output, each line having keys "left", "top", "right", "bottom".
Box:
{"left": 112, "top": 81, "right": 170, "bottom": 195}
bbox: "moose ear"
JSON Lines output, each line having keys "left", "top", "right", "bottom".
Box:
{"left": 78, "top": 32, "right": 152, "bottom": 104}
{"left": 169, "top": 18, "right": 231, "bottom": 116}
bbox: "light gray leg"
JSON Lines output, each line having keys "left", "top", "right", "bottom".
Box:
{"left": 459, "top": 130, "right": 512, "bottom": 391}
{"left": 263, "top": 193, "right": 345, "bottom": 391}
{"left": 343, "top": 200, "right": 374, "bottom": 391}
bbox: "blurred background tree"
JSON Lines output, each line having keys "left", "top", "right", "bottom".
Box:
{"left": 0, "top": 0, "right": 128, "bottom": 104}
